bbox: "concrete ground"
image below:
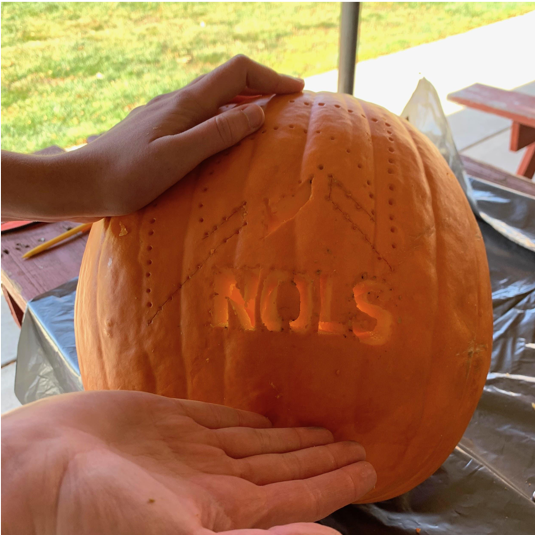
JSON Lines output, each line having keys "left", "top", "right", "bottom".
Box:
{"left": 2, "top": 10, "right": 534, "bottom": 413}
{"left": 2, "top": 298, "right": 21, "bottom": 413}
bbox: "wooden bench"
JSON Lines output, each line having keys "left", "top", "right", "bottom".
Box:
{"left": 461, "top": 154, "right": 535, "bottom": 198}
{"left": 1, "top": 219, "right": 87, "bottom": 327}
{"left": 448, "top": 84, "right": 535, "bottom": 179}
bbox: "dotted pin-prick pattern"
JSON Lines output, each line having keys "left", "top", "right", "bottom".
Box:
{"left": 148, "top": 202, "right": 248, "bottom": 325}
{"left": 306, "top": 96, "right": 394, "bottom": 270}
{"left": 326, "top": 173, "right": 392, "bottom": 271}
{"left": 202, "top": 202, "right": 247, "bottom": 240}
{"left": 327, "top": 175, "right": 375, "bottom": 223}
{"left": 384, "top": 120, "right": 398, "bottom": 251}
{"left": 148, "top": 96, "right": 402, "bottom": 323}
{"left": 145, "top": 215, "right": 157, "bottom": 310}
{"left": 360, "top": 104, "right": 403, "bottom": 265}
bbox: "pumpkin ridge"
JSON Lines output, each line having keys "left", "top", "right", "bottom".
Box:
{"left": 140, "top": 207, "right": 170, "bottom": 395}
{"left": 137, "top": 222, "right": 159, "bottom": 393}
{"left": 296, "top": 91, "right": 314, "bottom": 190}
{"left": 464, "top": 188, "right": 491, "bottom": 390}
{"left": 222, "top": 118, "right": 264, "bottom": 408}
{"left": 76, "top": 223, "right": 110, "bottom": 389}
{"left": 99, "top": 220, "right": 114, "bottom": 390}
{"left": 360, "top": 101, "right": 381, "bottom": 255}
{"left": 327, "top": 175, "right": 392, "bottom": 271}
{"left": 365, "top": 121, "right": 442, "bottom": 501}
{"left": 456, "top": 221, "right": 490, "bottom": 403}
{"left": 401, "top": 120, "right": 439, "bottom": 261}
{"left": 181, "top": 168, "right": 200, "bottom": 401}
{"left": 377, "top": 120, "right": 485, "bottom": 502}
{"left": 146, "top": 168, "right": 216, "bottom": 325}
{"left": 261, "top": 94, "right": 313, "bottom": 238}
{"left": 148, "top": 216, "right": 247, "bottom": 325}
{"left": 96, "top": 225, "right": 113, "bottom": 390}
{"left": 322, "top": 98, "right": 392, "bottom": 271}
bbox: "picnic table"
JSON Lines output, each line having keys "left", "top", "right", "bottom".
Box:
{"left": 448, "top": 83, "right": 535, "bottom": 179}
{"left": 1, "top": 219, "right": 87, "bottom": 327}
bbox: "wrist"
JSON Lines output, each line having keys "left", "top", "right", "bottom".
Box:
{"left": 1, "top": 149, "right": 100, "bottom": 222}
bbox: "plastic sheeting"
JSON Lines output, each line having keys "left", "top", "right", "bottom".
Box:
{"left": 14, "top": 278, "right": 82, "bottom": 403}
{"left": 401, "top": 78, "right": 535, "bottom": 253}
{"left": 13, "top": 80, "right": 535, "bottom": 532}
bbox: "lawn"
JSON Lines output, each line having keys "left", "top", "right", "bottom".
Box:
{"left": 2, "top": 2, "right": 534, "bottom": 153}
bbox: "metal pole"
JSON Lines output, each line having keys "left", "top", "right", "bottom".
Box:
{"left": 337, "top": 2, "right": 360, "bottom": 94}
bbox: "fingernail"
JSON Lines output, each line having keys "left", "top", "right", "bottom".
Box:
{"left": 243, "top": 105, "right": 264, "bottom": 130}
{"left": 291, "top": 76, "right": 305, "bottom": 84}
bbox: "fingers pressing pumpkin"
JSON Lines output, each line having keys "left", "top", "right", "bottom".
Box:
{"left": 156, "top": 103, "right": 265, "bottom": 174}
{"left": 183, "top": 55, "right": 304, "bottom": 114}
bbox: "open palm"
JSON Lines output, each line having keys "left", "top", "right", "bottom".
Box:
{"left": 2, "top": 390, "right": 376, "bottom": 534}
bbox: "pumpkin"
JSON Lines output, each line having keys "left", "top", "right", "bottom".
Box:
{"left": 75, "top": 91, "right": 493, "bottom": 502}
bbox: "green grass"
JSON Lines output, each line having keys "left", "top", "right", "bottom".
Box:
{"left": 2, "top": 2, "right": 534, "bottom": 153}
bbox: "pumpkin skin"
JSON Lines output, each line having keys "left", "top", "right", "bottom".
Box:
{"left": 75, "top": 91, "right": 493, "bottom": 503}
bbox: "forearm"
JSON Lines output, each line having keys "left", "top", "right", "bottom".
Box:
{"left": 1, "top": 150, "right": 98, "bottom": 222}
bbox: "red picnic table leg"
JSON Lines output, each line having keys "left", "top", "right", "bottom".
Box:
{"left": 1, "top": 284, "right": 24, "bottom": 328}
{"left": 510, "top": 122, "right": 535, "bottom": 179}
{"left": 516, "top": 144, "right": 535, "bottom": 179}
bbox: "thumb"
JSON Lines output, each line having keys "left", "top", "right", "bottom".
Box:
{"left": 176, "top": 104, "right": 265, "bottom": 167}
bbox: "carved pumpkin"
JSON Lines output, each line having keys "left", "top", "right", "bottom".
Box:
{"left": 75, "top": 91, "right": 492, "bottom": 502}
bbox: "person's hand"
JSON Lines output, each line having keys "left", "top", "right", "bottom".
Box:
{"left": 1, "top": 55, "right": 304, "bottom": 223}
{"left": 1, "top": 391, "right": 376, "bottom": 535}
{"left": 76, "top": 55, "right": 303, "bottom": 219}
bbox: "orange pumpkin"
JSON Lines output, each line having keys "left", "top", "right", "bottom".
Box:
{"left": 75, "top": 91, "right": 493, "bottom": 502}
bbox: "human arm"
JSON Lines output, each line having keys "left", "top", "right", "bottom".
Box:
{"left": 1, "top": 55, "right": 304, "bottom": 222}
